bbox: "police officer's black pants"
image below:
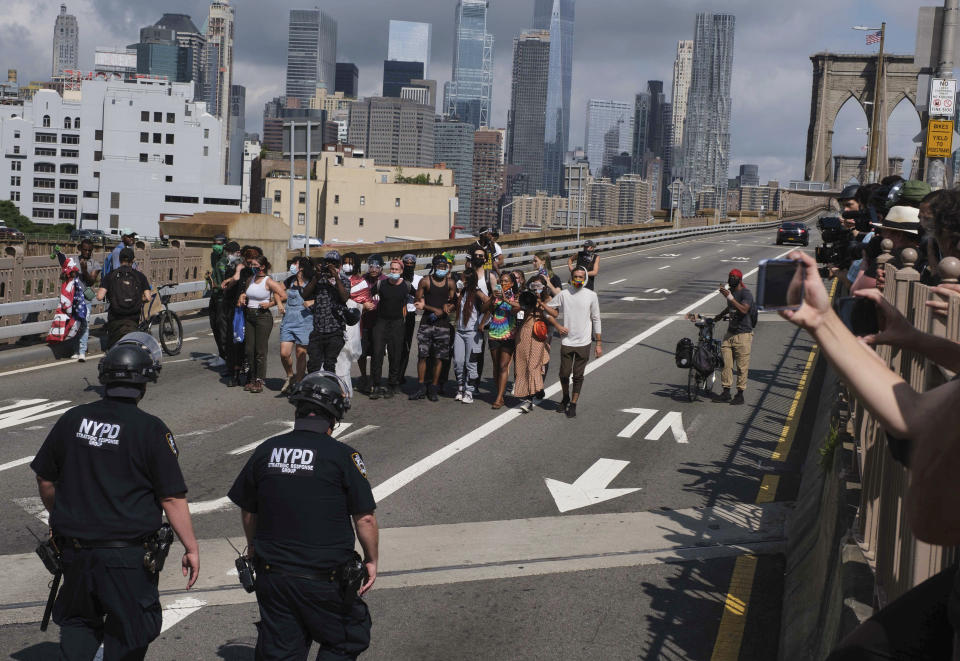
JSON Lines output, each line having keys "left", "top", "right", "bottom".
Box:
{"left": 255, "top": 571, "right": 371, "bottom": 661}
{"left": 370, "top": 317, "right": 404, "bottom": 387}
{"left": 307, "top": 330, "right": 345, "bottom": 373}
{"left": 54, "top": 546, "right": 161, "bottom": 661}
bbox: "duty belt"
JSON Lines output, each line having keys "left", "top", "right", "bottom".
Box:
{"left": 255, "top": 558, "right": 336, "bottom": 582}
{"left": 64, "top": 537, "right": 144, "bottom": 550}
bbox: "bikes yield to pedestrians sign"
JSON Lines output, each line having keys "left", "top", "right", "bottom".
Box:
{"left": 927, "top": 119, "right": 954, "bottom": 158}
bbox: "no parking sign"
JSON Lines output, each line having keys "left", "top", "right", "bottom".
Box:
{"left": 930, "top": 78, "right": 957, "bottom": 118}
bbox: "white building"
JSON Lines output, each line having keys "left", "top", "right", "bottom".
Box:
{"left": 0, "top": 77, "right": 241, "bottom": 236}
{"left": 53, "top": 5, "right": 79, "bottom": 77}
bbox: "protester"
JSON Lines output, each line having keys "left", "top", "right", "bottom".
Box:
{"left": 411, "top": 255, "right": 456, "bottom": 402}
{"left": 397, "top": 254, "right": 422, "bottom": 384}
{"left": 348, "top": 254, "right": 385, "bottom": 394}
{"left": 513, "top": 289, "right": 552, "bottom": 413}
{"left": 874, "top": 206, "right": 926, "bottom": 290}
{"left": 97, "top": 247, "right": 150, "bottom": 349}
{"left": 104, "top": 229, "right": 137, "bottom": 276}
{"left": 279, "top": 257, "right": 314, "bottom": 394}
{"left": 568, "top": 240, "right": 600, "bottom": 290}
{"left": 301, "top": 251, "right": 350, "bottom": 373}
{"left": 533, "top": 251, "right": 563, "bottom": 296}
{"left": 46, "top": 254, "right": 86, "bottom": 353}
{"left": 237, "top": 255, "right": 285, "bottom": 394}
{"left": 467, "top": 244, "right": 496, "bottom": 390}
{"left": 453, "top": 269, "right": 490, "bottom": 404}
{"left": 543, "top": 265, "right": 602, "bottom": 418}
{"left": 72, "top": 239, "right": 101, "bottom": 360}
{"left": 206, "top": 234, "right": 229, "bottom": 368}
{"left": 713, "top": 268, "right": 755, "bottom": 405}
{"left": 489, "top": 228, "right": 504, "bottom": 271}
{"left": 485, "top": 271, "right": 521, "bottom": 409}
{"left": 526, "top": 273, "right": 563, "bottom": 401}
{"left": 219, "top": 243, "right": 246, "bottom": 386}
{"left": 369, "top": 259, "right": 410, "bottom": 399}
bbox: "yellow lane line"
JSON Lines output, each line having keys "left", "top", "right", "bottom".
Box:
{"left": 710, "top": 554, "right": 759, "bottom": 660}
{"left": 770, "top": 345, "right": 819, "bottom": 462}
{"left": 755, "top": 474, "right": 781, "bottom": 504}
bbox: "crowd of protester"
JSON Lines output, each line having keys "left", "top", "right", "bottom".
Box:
{"left": 782, "top": 178, "right": 960, "bottom": 659}
{"left": 199, "top": 231, "right": 603, "bottom": 415}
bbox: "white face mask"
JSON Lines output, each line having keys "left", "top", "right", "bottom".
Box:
{"left": 341, "top": 264, "right": 354, "bottom": 275}
{"left": 289, "top": 264, "right": 299, "bottom": 275}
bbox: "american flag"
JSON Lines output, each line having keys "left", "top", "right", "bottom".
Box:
{"left": 866, "top": 31, "right": 882, "bottom": 45}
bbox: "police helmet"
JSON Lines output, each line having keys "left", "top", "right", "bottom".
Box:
{"left": 288, "top": 371, "right": 351, "bottom": 421}
{"left": 98, "top": 333, "right": 162, "bottom": 385}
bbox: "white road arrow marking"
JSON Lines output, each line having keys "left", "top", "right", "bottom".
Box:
{"left": 544, "top": 459, "right": 640, "bottom": 513}
{"left": 617, "top": 408, "right": 659, "bottom": 438}
{"left": 692, "top": 256, "right": 702, "bottom": 260}
{"left": 621, "top": 297, "right": 666, "bottom": 302}
{"left": 0, "top": 456, "right": 34, "bottom": 472}
{"left": 337, "top": 424, "right": 378, "bottom": 443}
{"left": 160, "top": 597, "right": 207, "bottom": 632}
{"left": 608, "top": 278, "right": 627, "bottom": 285}
{"left": 227, "top": 421, "right": 300, "bottom": 455}
{"left": 658, "top": 265, "right": 671, "bottom": 270}
{"left": 0, "top": 399, "right": 72, "bottom": 431}
{"left": 645, "top": 411, "right": 688, "bottom": 444}
{"left": 721, "top": 257, "right": 750, "bottom": 263}
{"left": 188, "top": 496, "right": 234, "bottom": 515}
{"left": 14, "top": 496, "right": 49, "bottom": 524}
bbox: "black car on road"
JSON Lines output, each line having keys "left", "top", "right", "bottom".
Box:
{"left": 776, "top": 222, "right": 809, "bottom": 246}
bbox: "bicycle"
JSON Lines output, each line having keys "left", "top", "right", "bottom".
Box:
{"left": 683, "top": 313, "right": 726, "bottom": 402}
{"left": 139, "top": 283, "right": 183, "bottom": 356}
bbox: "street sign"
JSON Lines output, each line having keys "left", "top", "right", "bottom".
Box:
{"left": 930, "top": 78, "right": 957, "bottom": 118}
{"left": 927, "top": 119, "right": 955, "bottom": 158}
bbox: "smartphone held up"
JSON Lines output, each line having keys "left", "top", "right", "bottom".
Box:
{"left": 756, "top": 259, "right": 804, "bottom": 311}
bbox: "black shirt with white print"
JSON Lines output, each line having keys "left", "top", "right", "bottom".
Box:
{"left": 227, "top": 418, "right": 376, "bottom": 570}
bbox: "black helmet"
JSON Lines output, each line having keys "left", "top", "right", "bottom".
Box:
{"left": 837, "top": 184, "right": 859, "bottom": 202}
{"left": 288, "top": 371, "right": 351, "bottom": 421}
{"left": 98, "top": 333, "right": 162, "bottom": 385}
{"left": 583, "top": 239, "right": 596, "bottom": 249}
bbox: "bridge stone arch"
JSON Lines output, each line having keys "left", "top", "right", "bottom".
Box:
{"left": 805, "top": 53, "right": 920, "bottom": 185}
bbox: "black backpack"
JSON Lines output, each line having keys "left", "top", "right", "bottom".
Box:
{"left": 107, "top": 266, "right": 142, "bottom": 316}
{"left": 692, "top": 342, "right": 718, "bottom": 375}
{"left": 675, "top": 338, "right": 693, "bottom": 368}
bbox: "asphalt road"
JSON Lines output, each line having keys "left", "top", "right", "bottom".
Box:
{"left": 0, "top": 224, "right": 819, "bottom": 660}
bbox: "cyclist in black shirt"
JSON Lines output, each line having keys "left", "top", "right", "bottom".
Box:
{"left": 228, "top": 371, "right": 378, "bottom": 660}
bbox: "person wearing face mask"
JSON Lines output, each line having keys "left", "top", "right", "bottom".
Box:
{"left": 484, "top": 271, "right": 522, "bottom": 409}
{"left": 368, "top": 260, "right": 410, "bottom": 399}
{"left": 301, "top": 251, "right": 350, "bottom": 374}
{"left": 279, "top": 257, "right": 315, "bottom": 394}
{"left": 411, "top": 255, "right": 457, "bottom": 401}
{"left": 542, "top": 266, "right": 602, "bottom": 418}
{"left": 206, "top": 234, "right": 230, "bottom": 368}
{"left": 218, "top": 242, "right": 245, "bottom": 385}
{"left": 237, "top": 255, "right": 286, "bottom": 394}
{"left": 467, "top": 246, "right": 496, "bottom": 389}
{"left": 452, "top": 269, "right": 490, "bottom": 404}
{"left": 568, "top": 240, "right": 600, "bottom": 291}
{"left": 397, "top": 254, "right": 422, "bottom": 385}
{"left": 347, "top": 255, "right": 385, "bottom": 394}
{"left": 713, "top": 269, "right": 755, "bottom": 405}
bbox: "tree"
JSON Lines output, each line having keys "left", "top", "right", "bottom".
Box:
{"left": 0, "top": 200, "right": 31, "bottom": 230}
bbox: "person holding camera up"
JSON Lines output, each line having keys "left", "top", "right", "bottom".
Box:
{"left": 568, "top": 239, "right": 600, "bottom": 291}
{"left": 30, "top": 333, "right": 199, "bottom": 660}
{"left": 301, "top": 251, "right": 350, "bottom": 373}
{"left": 714, "top": 269, "right": 755, "bottom": 405}
{"left": 227, "top": 371, "right": 378, "bottom": 661}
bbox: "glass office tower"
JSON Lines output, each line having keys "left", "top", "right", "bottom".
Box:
{"left": 533, "top": 0, "right": 575, "bottom": 195}
{"left": 445, "top": 0, "right": 494, "bottom": 130}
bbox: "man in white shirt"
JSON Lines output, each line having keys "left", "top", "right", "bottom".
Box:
{"left": 543, "top": 266, "right": 602, "bottom": 418}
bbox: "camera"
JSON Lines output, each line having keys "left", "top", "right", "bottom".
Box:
{"left": 814, "top": 216, "right": 861, "bottom": 273}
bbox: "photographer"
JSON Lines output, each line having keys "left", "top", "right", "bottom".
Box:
{"left": 873, "top": 206, "right": 925, "bottom": 290}
{"left": 782, "top": 250, "right": 960, "bottom": 659}
{"left": 567, "top": 240, "right": 600, "bottom": 291}
{"left": 301, "top": 251, "right": 350, "bottom": 373}
{"left": 714, "top": 269, "right": 755, "bottom": 405}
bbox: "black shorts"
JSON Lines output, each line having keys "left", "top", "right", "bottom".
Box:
{"left": 488, "top": 337, "right": 516, "bottom": 352}
{"left": 417, "top": 323, "right": 453, "bottom": 360}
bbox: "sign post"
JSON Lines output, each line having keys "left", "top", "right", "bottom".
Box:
{"left": 927, "top": 119, "right": 955, "bottom": 158}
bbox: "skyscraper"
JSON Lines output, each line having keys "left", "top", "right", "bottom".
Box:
{"left": 347, "top": 97, "right": 436, "bottom": 168}
{"left": 533, "top": 0, "right": 575, "bottom": 195}
{"left": 387, "top": 20, "right": 432, "bottom": 79}
{"left": 445, "top": 0, "right": 494, "bottom": 130}
{"left": 133, "top": 26, "right": 192, "bottom": 82}
{"left": 645, "top": 81, "right": 666, "bottom": 162}
{"left": 435, "top": 119, "right": 475, "bottom": 223}
{"left": 153, "top": 14, "right": 205, "bottom": 98}
{"left": 585, "top": 99, "right": 633, "bottom": 178}
{"left": 335, "top": 62, "right": 358, "bottom": 98}
{"left": 679, "top": 14, "right": 735, "bottom": 216}
{"left": 227, "top": 84, "right": 245, "bottom": 186}
{"left": 203, "top": 0, "right": 236, "bottom": 183}
{"left": 382, "top": 61, "right": 424, "bottom": 98}
{"left": 285, "top": 10, "right": 338, "bottom": 106}
{"left": 631, "top": 93, "right": 650, "bottom": 173}
{"left": 472, "top": 128, "right": 504, "bottom": 231}
{"left": 52, "top": 5, "right": 79, "bottom": 77}
{"left": 506, "top": 30, "right": 551, "bottom": 196}
{"left": 669, "top": 39, "right": 693, "bottom": 197}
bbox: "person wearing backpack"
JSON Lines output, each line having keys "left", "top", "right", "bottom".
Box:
{"left": 714, "top": 268, "right": 756, "bottom": 405}
{"left": 96, "top": 248, "right": 151, "bottom": 349}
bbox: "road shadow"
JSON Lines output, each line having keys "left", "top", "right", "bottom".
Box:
{"left": 10, "top": 643, "right": 58, "bottom": 660}
{"left": 217, "top": 640, "right": 255, "bottom": 660}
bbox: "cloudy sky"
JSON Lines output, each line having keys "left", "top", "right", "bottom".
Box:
{"left": 0, "top": 0, "right": 936, "bottom": 183}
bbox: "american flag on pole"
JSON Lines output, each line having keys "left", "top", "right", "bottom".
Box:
{"left": 866, "top": 31, "right": 882, "bottom": 45}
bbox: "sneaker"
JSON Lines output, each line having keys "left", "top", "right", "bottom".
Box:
{"left": 532, "top": 389, "right": 545, "bottom": 406}
{"left": 462, "top": 391, "right": 474, "bottom": 404}
{"left": 715, "top": 388, "right": 731, "bottom": 403}
{"left": 369, "top": 386, "right": 381, "bottom": 401}
{"left": 455, "top": 389, "right": 464, "bottom": 402}
{"left": 556, "top": 398, "right": 570, "bottom": 414}
{"left": 427, "top": 384, "right": 439, "bottom": 402}
{"left": 249, "top": 379, "right": 264, "bottom": 394}
{"left": 77, "top": 352, "right": 86, "bottom": 363}
{"left": 70, "top": 353, "right": 79, "bottom": 360}
{"left": 730, "top": 390, "right": 745, "bottom": 405}
{"left": 383, "top": 386, "right": 395, "bottom": 399}
{"left": 409, "top": 384, "right": 427, "bottom": 400}
{"left": 519, "top": 400, "right": 534, "bottom": 413}
{"left": 208, "top": 357, "right": 226, "bottom": 368}
{"left": 565, "top": 403, "right": 577, "bottom": 418}
{"left": 280, "top": 376, "right": 295, "bottom": 395}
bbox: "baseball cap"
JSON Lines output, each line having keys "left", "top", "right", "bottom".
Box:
{"left": 728, "top": 268, "right": 743, "bottom": 279}
{"left": 324, "top": 250, "right": 341, "bottom": 263}
{"left": 120, "top": 228, "right": 137, "bottom": 237}
{"left": 898, "top": 180, "right": 932, "bottom": 206}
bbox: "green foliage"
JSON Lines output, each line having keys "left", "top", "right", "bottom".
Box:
{"left": 818, "top": 421, "right": 841, "bottom": 472}
{"left": 0, "top": 200, "right": 73, "bottom": 236}
{"left": 395, "top": 167, "right": 445, "bottom": 186}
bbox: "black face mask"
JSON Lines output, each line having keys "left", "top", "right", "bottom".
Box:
{"left": 727, "top": 277, "right": 741, "bottom": 289}
{"left": 402, "top": 265, "right": 415, "bottom": 280}
{"left": 472, "top": 256, "right": 486, "bottom": 268}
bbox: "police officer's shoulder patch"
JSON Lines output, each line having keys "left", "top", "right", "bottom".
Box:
{"left": 165, "top": 432, "right": 179, "bottom": 457}
{"left": 350, "top": 452, "right": 367, "bottom": 478}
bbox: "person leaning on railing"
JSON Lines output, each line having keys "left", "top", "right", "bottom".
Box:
{"left": 782, "top": 242, "right": 960, "bottom": 658}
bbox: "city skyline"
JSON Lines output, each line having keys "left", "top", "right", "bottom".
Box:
{"left": 1, "top": 0, "right": 929, "bottom": 183}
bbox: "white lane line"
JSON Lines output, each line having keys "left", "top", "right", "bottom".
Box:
{"left": 14, "top": 497, "right": 49, "bottom": 524}
{"left": 0, "top": 399, "right": 47, "bottom": 414}
{"left": 658, "top": 265, "right": 671, "bottom": 270}
{"left": 166, "top": 353, "right": 216, "bottom": 365}
{"left": 0, "top": 456, "right": 34, "bottom": 472}
{"left": 0, "top": 356, "right": 103, "bottom": 378}
{"left": 227, "top": 421, "right": 298, "bottom": 455}
{"left": 160, "top": 597, "right": 207, "bottom": 632}
{"left": 337, "top": 424, "right": 379, "bottom": 443}
{"left": 371, "top": 248, "right": 791, "bottom": 504}
{"left": 608, "top": 278, "right": 627, "bottom": 285}
{"left": 330, "top": 422, "right": 355, "bottom": 438}
{"left": 691, "top": 256, "right": 702, "bottom": 260}
{"left": 188, "top": 496, "right": 234, "bottom": 515}
{"left": 0, "top": 400, "right": 72, "bottom": 431}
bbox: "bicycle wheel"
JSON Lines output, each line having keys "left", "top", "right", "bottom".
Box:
{"left": 687, "top": 367, "right": 698, "bottom": 402}
{"left": 158, "top": 310, "right": 183, "bottom": 356}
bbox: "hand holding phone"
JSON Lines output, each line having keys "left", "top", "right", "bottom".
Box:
{"left": 757, "top": 259, "right": 804, "bottom": 311}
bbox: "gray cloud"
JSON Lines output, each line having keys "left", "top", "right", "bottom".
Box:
{"left": 0, "top": 0, "right": 935, "bottom": 184}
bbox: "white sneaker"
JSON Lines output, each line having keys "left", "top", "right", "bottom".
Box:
{"left": 454, "top": 390, "right": 464, "bottom": 402}
{"left": 70, "top": 353, "right": 79, "bottom": 359}
{"left": 78, "top": 353, "right": 86, "bottom": 363}
{"left": 208, "top": 357, "right": 226, "bottom": 368}
{"left": 462, "top": 391, "right": 474, "bottom": 404}
{"left": 519, "top": 400, "right": 534, "bottom": 413}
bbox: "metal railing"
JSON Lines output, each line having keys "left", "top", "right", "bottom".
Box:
{"left": 0, "top": 209, "right": 823, "bottom": 343}
{"left": 841, "top": 247, "right": 960, "bottom": 608}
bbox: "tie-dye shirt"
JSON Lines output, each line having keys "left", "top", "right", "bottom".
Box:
{"left": 488, "top": 292, "right": 517, "bottom": 340}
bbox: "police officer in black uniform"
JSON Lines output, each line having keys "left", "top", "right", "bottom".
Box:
{"left": 30, "top": 332, "right": 200, "bottom": 661}
{"left": 228, "top": 371, "right": 379, "bottom": 660}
